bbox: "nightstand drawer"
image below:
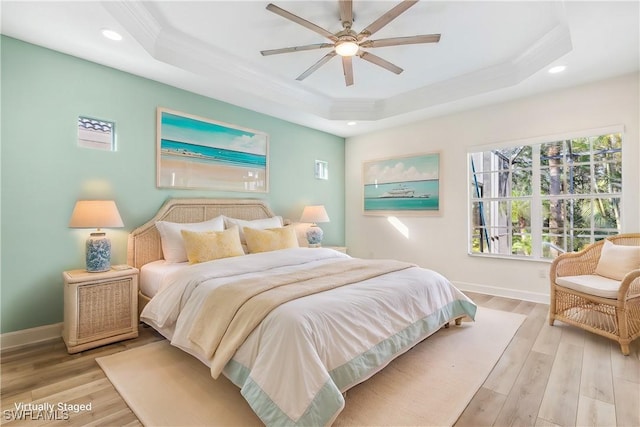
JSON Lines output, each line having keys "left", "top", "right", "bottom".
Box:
{"left": 63, "top": 267, "right": 139, "bottom": 353}
{"left": 76, "top": 279, "right": 135, "bottom": 340}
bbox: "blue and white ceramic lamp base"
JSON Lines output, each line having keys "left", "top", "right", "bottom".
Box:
{"left": 86, "top": 233, "right": 112, "bottom": 272}
{"left": 306, "top": 225, "right": 324, "bottom": 248}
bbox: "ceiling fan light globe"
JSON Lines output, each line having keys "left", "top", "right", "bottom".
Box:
{"left": 335, "top": 41, "right": 359, "bottom": 57}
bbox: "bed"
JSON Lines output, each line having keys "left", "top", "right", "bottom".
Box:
{"left": 128, "top": 198, "right": 477, "bottom": 426}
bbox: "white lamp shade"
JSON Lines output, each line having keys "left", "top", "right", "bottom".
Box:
{"left": 300, "top": 205, "right": 330, "bottom": 224}
{"left": 69, "top": 200, "right": 124, "bottom": 229}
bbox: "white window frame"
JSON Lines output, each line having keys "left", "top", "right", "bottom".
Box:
{"left": 467, "top": 125, "right": 624, "bottom": 261}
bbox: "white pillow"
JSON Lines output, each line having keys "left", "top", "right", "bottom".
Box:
{"left": 223, "top": 216, "right": 283, "bottom": 244}
{"left": 594, "top": 239, "right": 640, "bottom": 281}
{"left": 156, "top": 216, "right": 225, "bottom": 263}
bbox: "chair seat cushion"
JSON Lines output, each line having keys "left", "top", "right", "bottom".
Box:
{"left": 556, "top": 274, "right": 621, "bottom": 299}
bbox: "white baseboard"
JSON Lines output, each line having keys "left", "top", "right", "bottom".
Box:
{"left": 1, "top": 323, "right": 63, "bottom": 351}
{"left": 453, "top": 281, "right": 549, "bottom": 304}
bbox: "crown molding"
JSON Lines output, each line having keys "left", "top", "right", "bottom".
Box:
{"left": 332, "top": 24, "right": 573, "bottom": 121}
{"left": 104, "top": 1, "right": 572, "bottom": 123}
{"left": 104, "top": 1, "right": 333, "bottom": 119}
{"left": 100, "top": 0, "right": 162, "bottom": 54}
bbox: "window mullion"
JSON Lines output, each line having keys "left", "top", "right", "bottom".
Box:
{"left": 531, "top": 144, "right": 542, "bottom": 258}
{"left": 590, "top": 138, "right": 596, "bottom": 243}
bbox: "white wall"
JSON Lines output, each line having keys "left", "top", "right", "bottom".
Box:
{"left": 345, "top": 73, "right": 640, "bottom": 302}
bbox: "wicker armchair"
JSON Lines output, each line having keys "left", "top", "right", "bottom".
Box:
{"left": 549, "top": 233, "right": 640, "bottom": 355}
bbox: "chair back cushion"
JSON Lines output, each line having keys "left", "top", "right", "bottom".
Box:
{"left": 594, "top": 240, "right": 640, "bottom": 281}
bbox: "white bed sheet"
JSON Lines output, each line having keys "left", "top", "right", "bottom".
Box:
{"left": 141, "top": 248, "right": 477, "bottom": 426}
{"left": 139, "top": 260, "right": 189, "bottom": 297}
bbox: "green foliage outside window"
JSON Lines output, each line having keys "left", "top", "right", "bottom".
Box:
{"left": 470, "top": 132, "right": 622, "bottom": 259}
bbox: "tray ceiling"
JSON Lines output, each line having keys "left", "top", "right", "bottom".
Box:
{"left": 1, "top": 1, "right": 638, "bottom": 137}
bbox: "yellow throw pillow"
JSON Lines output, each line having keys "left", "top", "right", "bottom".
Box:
{"left": 181, "top": 227, "right": 244, "bottom": 264}
{"left": 594, "top": 239, "right": 640, "bottom": 281}
{"left": 243, "top": 226, "right": 299, "bottom": 254}
{"left": 156, "top": 216, "right": 225, "bottom": 263}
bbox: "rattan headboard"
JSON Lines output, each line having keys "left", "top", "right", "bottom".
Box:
{"left": 127, "top": 198, "right": 277, "bottom": 269}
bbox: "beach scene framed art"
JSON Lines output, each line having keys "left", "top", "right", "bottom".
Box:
{"left": 363, "top": 152, "right": 440, "bottom": 215}
{"left": 157, "top": 108, "right": 269, "bottom": 192}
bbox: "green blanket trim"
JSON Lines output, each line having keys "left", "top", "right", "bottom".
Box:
{"left": 223, "top": 299, "right": 476, "bottom": 426}
{"left": 330, "top": 299, "right": 477, "bottom": 390}
{"left": 225, "top": 359, "right": 344, "bottom": 426}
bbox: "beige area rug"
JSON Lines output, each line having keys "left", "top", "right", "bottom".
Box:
{"left": 97, "top": 307, "right": 525, "bottom": 426}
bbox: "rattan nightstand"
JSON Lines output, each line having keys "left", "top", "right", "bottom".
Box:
{"left": 62, "top": 266, "right": 139, "bottom": 353}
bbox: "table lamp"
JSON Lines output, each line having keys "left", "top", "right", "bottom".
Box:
{"left": 300, "top": 205, "right": 330, "bottom": 247}
{"left": 69, "top": 200, "right": 124, "bottom": 272}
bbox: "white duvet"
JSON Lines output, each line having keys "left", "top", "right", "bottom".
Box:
{"left": 141, "top": 247, "right": 477, "bottom": 426}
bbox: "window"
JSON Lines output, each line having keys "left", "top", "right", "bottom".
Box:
{"left": 469, "top": 130, "right": 622, "bottom": 259}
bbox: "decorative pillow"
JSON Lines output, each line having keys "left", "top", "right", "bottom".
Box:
{"left": 156, "top": 216, "right": 225, "bottom": 263}
{"left": 243, "top": 226, "right": 299, "bottom": 254}
{"left": 180, "top": 227, "right": 244, "bottom": 264}
{"left": 224, "top": 216, "right": 283, "bottom": 244}
{"left": 594, "top": 239, "right": 640, "bottom": 281}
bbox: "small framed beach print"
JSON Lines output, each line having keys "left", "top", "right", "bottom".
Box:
{"left": 362, "top": 152, "right": 440, "bottom": 215}
{"left": 157, "top": 108, "right": 269, "bottom": 192}
{"left": 77, "top": 116, "right": 115, "bottom": 151}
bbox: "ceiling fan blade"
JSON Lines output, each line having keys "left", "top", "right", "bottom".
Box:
{"left": 266, "top": 3, "right": 338, "bottom": 42}
{"left": 361, "top": 34, "right": 441, "bottom": 48}
{"left": 296, "top": 51, "right": 338, "bottom": 81}
{"left": 339, "top": 0, "right": 353, "bottom": 28}
{"left": 261, "top": 43, "right": 334, "bottom": 56}
{"left": 358, "top": 51, "right": 403, "bottom": 74}
{"left": 358, "top": 0, "right": 419, "bottom": 39}
{"left": 342, "top": 56, "right": 354, "bottom": 86}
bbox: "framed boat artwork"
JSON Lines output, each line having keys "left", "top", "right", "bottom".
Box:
{"left": 362, "top": 152, "right": 440, "bottom": 215}
{"left": 156, "top": 108, "right": 269, "bottom": 192}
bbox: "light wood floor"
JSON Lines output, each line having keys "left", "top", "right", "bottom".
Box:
{"left": 1, "top": 292, "right": 639, "bottom": 426}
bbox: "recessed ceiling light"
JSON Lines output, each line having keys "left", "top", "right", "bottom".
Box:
{"left": 548, "top": 65, "right": 566, "bottom": 74}
{"left": 101, "top": 29, "right": 123, "bottom": 41}
{"left": 347, "top": 121, "right": 357, "bottom": 126}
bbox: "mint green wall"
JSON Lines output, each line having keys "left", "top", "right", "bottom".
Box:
{"left": 0, "top": 36, "right": 345, "bottom": 334}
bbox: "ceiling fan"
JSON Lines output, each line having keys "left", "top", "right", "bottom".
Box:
{"left": 260, "top": 0, "right": 441, "bottom": 86}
